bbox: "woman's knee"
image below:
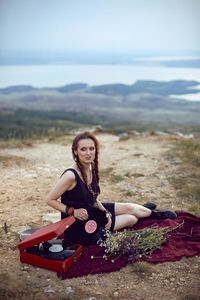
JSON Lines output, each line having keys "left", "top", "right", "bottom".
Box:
{"left": 124, "top": 203, "right": 143, "bottom": 217}
{"left": 114, "top": 214, "right": 138, "bottom": 231}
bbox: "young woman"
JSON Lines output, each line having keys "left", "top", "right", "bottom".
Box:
{"left": 46, "top": 131, "right": 176, "bottom": 245}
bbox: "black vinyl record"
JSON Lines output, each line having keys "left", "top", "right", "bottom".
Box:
{"left": 63, "top": 206, "right": 107, "bottom": 246}
{"left": 20, "top": 228, "right": 40, "bottom": 241}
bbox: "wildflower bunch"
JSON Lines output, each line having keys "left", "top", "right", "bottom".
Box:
{"left": 97, "top": 223, "right": 182, "bottom": 262}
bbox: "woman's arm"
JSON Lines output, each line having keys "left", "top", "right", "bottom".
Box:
{"left": 46, "top": 170, "right": 88, "bottom": 220}
{"left": 95, "top": 199, "right": 108, "bottom": 212}
{"left": 95, "top": 199, "right": 112, "bottom": 230}
{"left": 46, "top": 171, "right": 75, "bottom": 214}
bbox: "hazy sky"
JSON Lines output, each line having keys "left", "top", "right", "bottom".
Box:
{"left": 0, "top": 0, "right": 200, "bottom": 53}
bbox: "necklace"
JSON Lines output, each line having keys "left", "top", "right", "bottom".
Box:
{"left": 76, "top": 164, "right": 98, "bottom": 199}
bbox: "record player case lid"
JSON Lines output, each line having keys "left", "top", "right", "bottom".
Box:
{"left": 18, "top": 216, "right": 75, "bottom": 251}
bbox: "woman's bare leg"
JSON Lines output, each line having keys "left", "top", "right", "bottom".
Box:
{"left": 113, "top": 203, "right": 152, "bottom": 231}
{"left": 113, "top": 203, "right": 177, "bottom": 230}
{"left": 114, "top": 214, "right": 138, "bottom": 231}
{"left": 115, "top": 203, "right": 152, "bottom": 218}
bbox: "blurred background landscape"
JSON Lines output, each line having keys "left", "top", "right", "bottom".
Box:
{"left": 0, "top": 0, "right": 200, "bottom": 141}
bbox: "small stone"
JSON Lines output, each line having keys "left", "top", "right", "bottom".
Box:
{"left": 65, "top": 286, "right": 75, "bottom": 294}
{"left": 170, "top": 158, "right": 183, "bottom": 165}
{"left": 157, "top": 182, "right": 166, "bottom": 187}
{"left": 96, "top": 291, "right": 102, "bottom": 295}
{"left": 154, "top": 173, "right": 165, "bottom": 179}
{"left": 44, "top": 285, "right": 55, "bottom": 293}
{"left": 170, "top": 277, "right": 175, "bottom": 282}
{"left": 113, "top": 291, "right": 119, "bottom": 297}
{"left": 164, "top": 279, "right": 169, "bottom": 285}
{"left": 135, "top": 177, "right": 144, "bottom": 181}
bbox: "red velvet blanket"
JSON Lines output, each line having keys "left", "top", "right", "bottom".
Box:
{"left": 58, "top": 211, "right": 200, "bottom": 279}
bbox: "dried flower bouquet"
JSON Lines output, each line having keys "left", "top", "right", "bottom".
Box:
{"left": 95, "top": 223, "right": 183, "bottom": 263}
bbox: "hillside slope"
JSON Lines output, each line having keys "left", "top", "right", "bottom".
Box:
{"left": 0, "top": 133, "right": 199, "bottom": 299}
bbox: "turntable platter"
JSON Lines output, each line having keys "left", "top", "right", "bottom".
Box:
{"left": 49, "top": 244, "right": 64, "bottom": 253}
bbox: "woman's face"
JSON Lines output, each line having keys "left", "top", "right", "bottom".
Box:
{"left": 75, "top": 138, "right": 96, "bottom": 165}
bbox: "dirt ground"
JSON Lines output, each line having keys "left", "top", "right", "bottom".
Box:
{"left": 0, "top": 133, "right": 199, "bottom": 300}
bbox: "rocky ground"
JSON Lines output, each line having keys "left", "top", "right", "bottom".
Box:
{"left": 0, "top": 133, "right": 199, "bottom": 300}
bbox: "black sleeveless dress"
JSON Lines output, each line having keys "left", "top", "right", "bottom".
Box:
{"left": 60, "top": 169, "right": 115, "bottom": 245}
{"left": 61, "top": 168, "right": 98, "bottom": 218}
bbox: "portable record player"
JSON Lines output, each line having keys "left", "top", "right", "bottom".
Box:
{"left": 18, "top": 216, "right": 82, "bottom": 272}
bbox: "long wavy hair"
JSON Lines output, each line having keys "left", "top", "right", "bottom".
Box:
{"left": 72, "top": 131, "right": 100, "bottom": 194}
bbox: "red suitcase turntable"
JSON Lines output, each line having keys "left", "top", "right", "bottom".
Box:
{"left": 18, "top": 216, "right": 82, "bottom": 272}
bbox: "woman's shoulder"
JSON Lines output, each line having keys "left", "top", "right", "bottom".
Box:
{"left": 61, "top": 167, "right": 79, "bottom": 180}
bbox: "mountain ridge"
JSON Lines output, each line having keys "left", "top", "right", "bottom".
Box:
{"left": 0, "top": 80, "right": 199, "bottom": 96}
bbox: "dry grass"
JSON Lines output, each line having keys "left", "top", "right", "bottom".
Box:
{"left": 132, "top": 172, "right": 145, "bottom": 178}
{"left": 167, "top": 137, "right": 200, "bottom": 216}
{"left": 130, "top": 262, "right": 155, "bottom": 275}
{"left": 170, "top": 138, "right": 200, "bottom": 167}
{"left": 180, "top": 296, "right": 200, "bottom": 300}
{"left": 100, "top": 167, "right": 125, "bottom": 183}
{"left": 0, "top": 139, "right": 34, "bottom": 149}
{"left": 0, "top": 154, "right": 29, "bottom": 167}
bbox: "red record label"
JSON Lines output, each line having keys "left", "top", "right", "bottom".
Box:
{"left": 85, "top": 220, "right": 97, "bottom": 233}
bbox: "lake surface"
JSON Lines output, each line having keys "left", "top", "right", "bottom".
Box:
{"left": 0, "top": 63, "right": 200, "bottom": 100}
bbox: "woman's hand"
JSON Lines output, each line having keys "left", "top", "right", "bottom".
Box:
{"left": 105, "top": 213, "right": 112, "bottom": 230}
{"left": 73, "top": 208, "right": 88, "bottom": 221}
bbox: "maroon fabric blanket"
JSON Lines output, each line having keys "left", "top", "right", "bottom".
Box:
{"left": 58, "top": 211, "right": 200, "bottom": 279}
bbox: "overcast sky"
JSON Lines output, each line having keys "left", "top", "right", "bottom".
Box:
{"left": 0, "top": 0, "right": 199, "bottom": 53}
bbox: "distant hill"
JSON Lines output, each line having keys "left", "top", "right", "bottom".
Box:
{"left": 88, "top": 80, "right": 200, "bottom": 96}
{"left": 0, "top": 80, "right": 199, "bottom": 96}
{"left": 0, "top": 85, "right": 37, "bottom": 94}
{"left": 0, "top": 80, "right": 199, "bottom": 113}
{"left": 0, "top": 80, "right": 200, "bottom": 139}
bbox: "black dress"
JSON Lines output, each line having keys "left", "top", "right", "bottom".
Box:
{"left": 61, "top": 168, "right": 115, "bottom": 245}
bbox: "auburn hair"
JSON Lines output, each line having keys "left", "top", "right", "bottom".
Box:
{"left": 72, "top": 131, "right": 100, "bottom": 194}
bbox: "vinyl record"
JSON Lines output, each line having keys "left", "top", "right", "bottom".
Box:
{"left": 20, "top": 228, "right": 40, "bottom": 241}
{"left": 85, "top": 220, "right": 97, "bottom": 233}
{"left": 47, "top": 238, "right": 63, "bottom": 245}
